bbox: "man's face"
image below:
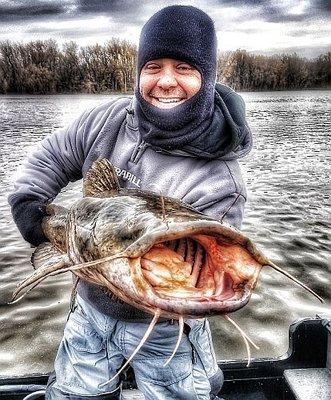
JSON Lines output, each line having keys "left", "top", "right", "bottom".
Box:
{"left": 139, "top": 58, "right": 202, "bottom": 109}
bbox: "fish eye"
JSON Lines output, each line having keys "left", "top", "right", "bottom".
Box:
{"left": 120, "top": 232, "right": 136, "bottom": 242}
{"left": 127, "top": 220, "right": 135, "bottom": 229}
{"left": 120, "top": 223, "right": 144, "bottom": 242}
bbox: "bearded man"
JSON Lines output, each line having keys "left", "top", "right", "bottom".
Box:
{"left": 9, "top": 5, "right": 252, "bottom": 399}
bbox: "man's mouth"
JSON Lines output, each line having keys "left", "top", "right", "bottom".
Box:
{"left": 153, "top": 97, "right": 184, "bottom": 103}
{"left": 149, "top": 95, "right": 186, "bottom": 108}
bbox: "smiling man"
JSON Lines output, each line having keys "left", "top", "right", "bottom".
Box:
{"left": 9, "top": 5, "right": 252, "bottom": 400}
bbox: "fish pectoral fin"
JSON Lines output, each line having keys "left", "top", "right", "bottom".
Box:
{"left": 83, "top": 159, "right": 121, "bottom": 197}
{"left": 11, "top": 244, "right": 72, "bottom": 303}
{"left": 31, "top": 242, "right": 70, "bottom": 270}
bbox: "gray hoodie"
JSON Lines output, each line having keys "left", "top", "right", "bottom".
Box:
{"left": 9, "top": 84, "right": 252, "bottom": 321}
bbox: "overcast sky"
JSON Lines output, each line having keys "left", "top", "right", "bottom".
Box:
{"left": 0, "top": 0, "right": 330, "bottom": 58}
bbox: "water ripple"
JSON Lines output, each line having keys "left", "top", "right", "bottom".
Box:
{"left": 0, "top": 91, "right": 330, "bottom": 375}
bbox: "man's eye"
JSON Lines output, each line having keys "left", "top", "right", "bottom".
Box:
{"left": 177, "top": 64, "right": 192, "bottom": 71}
{"left": 145, "top": 64, "right": 160, "bottom": 70}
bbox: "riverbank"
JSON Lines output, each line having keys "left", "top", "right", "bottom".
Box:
{"left": 1, "top": 86, "right": 330, "bottom": 96}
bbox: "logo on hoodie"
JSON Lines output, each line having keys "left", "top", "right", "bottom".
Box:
{"left": 114, "top": 166, "right": 141, "bottom": 188}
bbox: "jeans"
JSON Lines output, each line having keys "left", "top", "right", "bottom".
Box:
{"left": 46, "top": 295, "right": 223, "bottom": 399}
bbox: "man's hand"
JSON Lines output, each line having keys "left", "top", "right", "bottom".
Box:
{"left": 11, "top": 196, "right": 48, "bottom": 246}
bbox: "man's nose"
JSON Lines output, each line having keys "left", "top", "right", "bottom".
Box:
{"left": 157, "top": 68, "right": 178, "bottom": 89}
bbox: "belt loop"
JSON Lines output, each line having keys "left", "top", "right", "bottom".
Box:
{"left": 67, "top": 277, "right": 80, "bottom": 320}
{"left": 192, "top": 347, "right": 198, "bottom": 364}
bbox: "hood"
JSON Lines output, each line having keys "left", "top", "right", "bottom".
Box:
{"left": 131, "top": 83, "right": 253, "bottom": 161}
{"left": 178, "top": 83, "right": 253, "bottom": 160}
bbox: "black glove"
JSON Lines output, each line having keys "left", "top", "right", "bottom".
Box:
{"left": 11, "top": 195, "right": 48, "bottom": 247}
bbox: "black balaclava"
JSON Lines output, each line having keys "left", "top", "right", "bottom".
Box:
{"left": 134, "top": 5, "right": 252, "bottom": 159}
{"left": 135, "top": 5, "right": 217, "bottom": 132}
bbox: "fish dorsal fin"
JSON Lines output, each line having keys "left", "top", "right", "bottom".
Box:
{"left": 83, "top": 159, "right": 121, "bottom": 197}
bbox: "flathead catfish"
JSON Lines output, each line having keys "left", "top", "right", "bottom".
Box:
{"left": 12, "top": 158, "right": 322, "bottom": 311}
{"left": 11, "top": 159, "right": 322, "bottom": 373}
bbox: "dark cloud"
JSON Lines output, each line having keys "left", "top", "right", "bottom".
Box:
{"left": 2, "top": 0, "right": 331, "bottom": 25}
{"left": 0, "top": 0, "right": 65, "bottom": 22}
{"left": 262, "top": 6, "right": 312, "bottom": 23}
{"left": 312, "top": 0, "right": 331, "bottom": 12}
{"left": 212, "top": 0, "right": 331, "bottom": 23}
{"left": 252, "top": 43, "right": 331, "bottom": 59}
{"left": 76, "top": 0, "right": 147, "bottom": 25}
{"left": 289, "top": 28, "right": 330, "bottom": 38}
{"left": 261, "top": 1, "right": 331, "bottom": 24}
{"left": 213, "top": 0, "right": 263, "bottom": 5}
{"left": 78, "top": 0, "right": 138, "bottom": 13}
{"left": 0, "top": 0, "right": 146, "bottom": 24}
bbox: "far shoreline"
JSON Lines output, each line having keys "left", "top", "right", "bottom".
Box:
{"left": 0, "top": 86, "right": 330, "bottom": 97}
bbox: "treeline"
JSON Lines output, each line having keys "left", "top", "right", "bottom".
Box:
{"left": 0, "top": 40, "right": 330, "bottom": 94}
{"left": 0, "top": 39, "right": 136, "bottom": 94}
{"left": 218, "top": 50, "right": 331, "bottom": 91}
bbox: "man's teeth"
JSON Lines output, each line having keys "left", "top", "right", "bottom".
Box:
{"left": 156, "top": 98, "right": 182, "bottom": 103}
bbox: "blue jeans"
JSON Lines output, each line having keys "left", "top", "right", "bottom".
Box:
{"left": 46, "top": 295, "right": 223, "bottom": 399}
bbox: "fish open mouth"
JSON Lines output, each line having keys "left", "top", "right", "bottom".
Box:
{"left": 138, "top": 233, "right": 263, "bottom": 306}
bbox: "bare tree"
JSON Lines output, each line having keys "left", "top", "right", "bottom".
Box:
{"left": 0, "top": 40, "right": 329, "bottom": 94}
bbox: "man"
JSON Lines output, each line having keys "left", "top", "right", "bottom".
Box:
{"left": 9, "top": 5, "right": 252, "bottom": 399}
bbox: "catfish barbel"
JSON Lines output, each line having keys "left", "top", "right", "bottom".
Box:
{"left": 11, "top": 159, "right": 323, "bottom": 383}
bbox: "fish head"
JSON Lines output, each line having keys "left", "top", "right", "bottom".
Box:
{"left": 12, "top": 159, "right": 322, "bottom": 318}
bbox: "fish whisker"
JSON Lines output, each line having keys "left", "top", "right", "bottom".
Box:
{"left": 67, "top": 253, "right": 127, "bottom": 271}
{"left": 224, "top": 314, "right": 259, "bottom": 367}
{"left": 161, "top": 195, "right": 169, "bottom": 230}
{"left": 10, "top": 253, "right": 127, "bottom": 303}
{"left": 10, "top": 256, "right": 71, "bottom": 303}
{"left": 9, "top": 272, "right": 56, "bottom": 304}
{"left": 224, "top": 314, "right": 259, "bottom": 350}
{"left": 266, "top": 261, "right": 324, "bottom": 303}
{"left": 99, "top": 309, "right": 161, "bottom": 388}
{"left": 163, "top": 316, "right": 184, "bottom": 367}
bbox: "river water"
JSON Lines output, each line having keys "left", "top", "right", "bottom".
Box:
{"left": 0, "top": 91, "right": 330, "bottom": 377}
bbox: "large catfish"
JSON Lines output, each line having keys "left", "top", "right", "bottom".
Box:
{"left": 11, "top": 159, "right": 322, "bottom": 380}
